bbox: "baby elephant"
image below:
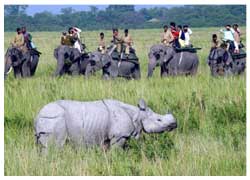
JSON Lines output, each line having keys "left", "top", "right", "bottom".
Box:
{"left": 34, "top": 99, "right": 177, "bottom": 153}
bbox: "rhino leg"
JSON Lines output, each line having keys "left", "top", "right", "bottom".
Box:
{"left": 35, "top": 102, "right": 67, "bottom": 154}
{"left": 110, "top": 137, "right": 127, "bottom": 149}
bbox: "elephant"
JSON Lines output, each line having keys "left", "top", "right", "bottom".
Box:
{"left": 147, "top": 44, "right": 169, "bottom": 77}
{"left": 147, "top": 44, "right": 199, "bottom": 77}
{"left": 84, "top": 50, "right": 113, "bottom": 78}
{"left": 85, "top": 44, "right": 141, "bottom": 79}
{"left": 108, "top": 44, "right": 141, "bottom": 79}
{"left": 34, "top": 99, "right": 177, "bottom": 153}
{"left": 4, "top": 47, "right": 40, "bottom": 79}
{"left": 207, "top": 47, "right": 246, "bottom": 76}
{"left": 53, "top": 45, "right": 90, "bottom": 76}
{"left": 161, "top": 46, "right": 199, "bottom": 76}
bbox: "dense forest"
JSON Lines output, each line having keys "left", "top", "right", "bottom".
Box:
{"left": 4, "top": 5, "right": 246, "bottom": 31}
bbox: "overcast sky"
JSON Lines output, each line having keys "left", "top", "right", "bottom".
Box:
{"left": 25, "top": 5, "right": 179, "bottom": 15}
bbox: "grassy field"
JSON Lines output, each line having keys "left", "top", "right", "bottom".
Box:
{"left": 4, "top": 28, "right": 246, "bottom": 175}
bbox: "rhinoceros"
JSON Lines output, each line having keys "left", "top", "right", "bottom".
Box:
{"left": 34, "top": 99, "right": 177, "bottom": 153}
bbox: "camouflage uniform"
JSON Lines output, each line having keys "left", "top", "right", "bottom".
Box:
{"left": 61, "top": 35, "right": 74, "bottom": 47}
{"left": 161, "top": 30, "right": 174, "bottom": 46}
{"left": 113, "top": 34, "right": 123, "bottom": 53}
{"left": 123, "top": 34, "right": 133, "bottom": 54}
{"left": 12, "top": 33, "right": 27, "bottom": 52}
{"left": 211, "top": 40, "right": 221, "bottom": 49}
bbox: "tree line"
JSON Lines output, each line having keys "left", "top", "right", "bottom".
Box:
{"left": 4, "top": 5, "right": 246, "bottom": 31}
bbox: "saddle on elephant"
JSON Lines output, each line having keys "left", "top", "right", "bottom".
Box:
{"left": 174, "top": 46, "right": 201, "bottom": 53}
{"left": 220, "top": 40, "right": 246, "bottom": 60}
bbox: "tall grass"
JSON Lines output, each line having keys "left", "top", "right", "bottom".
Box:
{"left": 4, "top": 27, "right": 246, "bottom": 175}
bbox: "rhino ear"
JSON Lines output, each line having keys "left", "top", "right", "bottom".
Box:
{"left": 138, "top": 99, "right": 147, "bottom": 111}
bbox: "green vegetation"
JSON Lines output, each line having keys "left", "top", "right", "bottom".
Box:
{"left": 4, "top": 27, "right": 246, "bottom": 175}
{"left": 4, "top": 5, "right": 246, "bottom": 31}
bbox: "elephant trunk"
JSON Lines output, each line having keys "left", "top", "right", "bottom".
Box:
{"left": 147, "top": 54, "right": 157, "bottom": 78}
{"left": 54, "top": 54, "right": 65, "bottom": 76}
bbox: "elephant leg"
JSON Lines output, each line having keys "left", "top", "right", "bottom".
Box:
{"left": 110, "top": 137, "right": 127, "bottom": 149}
{"left": 54, "top": 59, "right": 65, "bottom": 76}
{"left": 30, "top": 55, "right": 39, "bottom": 76}
{"left": 147, "top": 58, "right": 157, "bottom": 78}
{"left": 84, "top": 64, "right": 94, "bottom": 77}
{"left": 190, "top": 63, "right": 198, "bottom": 76}
{"left": 160, "top": 63, "right": 168, "bottom": 77}
{"left": 132, "top": 65, "right": 141, "bottom": 80}
{"left": 69, "top": 62, "right": 80, "bottom": 76}
{"left": 13, "top": 67, "right": 22, "bottom": 78}
{"left": 21, "top": 60, "right": 31, "bottom": 77}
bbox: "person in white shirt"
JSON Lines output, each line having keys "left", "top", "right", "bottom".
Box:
{"left": 72, "top": 27, "right": 82, "bottom": 53}
{"left": 220, "top": 25, "right": 237, "bottom": 52}
{"left": 183, "top": 25, "right": 192, "bottom": 47}
{"left": 220, "top": 25, "right": 235, "bottom": 41}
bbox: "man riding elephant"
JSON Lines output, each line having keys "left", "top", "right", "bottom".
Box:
{"left": 122, "top": 29, "right": 133, "bottom": 56}
{"left": 5, "top": 27, "right": 41, "bottom": 79}
{"left": 11, "top": 28, "right": 26, "bottom": 52}
{"left": 161, "top": 25, "right": 174, "bottom": 47}
{"left": 208, "top": 36, "right": 246, "bottom": 76}
{"left": 54, "top": 45, "right": 88, "bottom": 76}
{"left": 22, "top": 26, "right": 41, "bottom": 74}
{"left": 61, "top": 27, "right": 77, "bottom": 46}
{"left": 85, "top": 44, "right": 140, "bottom": 80}
{"left": 98, "top": 32, "right": 106, "bottom": 54}
{"left": 112, "top": 28, "right": 123, "bottom": 57}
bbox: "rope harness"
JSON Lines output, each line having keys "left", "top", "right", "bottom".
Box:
{"left": 179, "top": 52, "right": 183, "bottom": 65}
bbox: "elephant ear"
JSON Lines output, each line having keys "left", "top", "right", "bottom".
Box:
{"left": 138, "top": 99, "right": 147, "bottom": 111}
{"left": 54, "top": 48, "right": 59, "bottom": 59}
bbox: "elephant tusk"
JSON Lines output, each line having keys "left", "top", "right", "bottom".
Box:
{"left": 6, "top": 67, "right": 13, "bottom": 74}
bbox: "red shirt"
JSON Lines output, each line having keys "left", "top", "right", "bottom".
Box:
{"left": 171, "top": 29, "right": 179, "bottom": 39}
